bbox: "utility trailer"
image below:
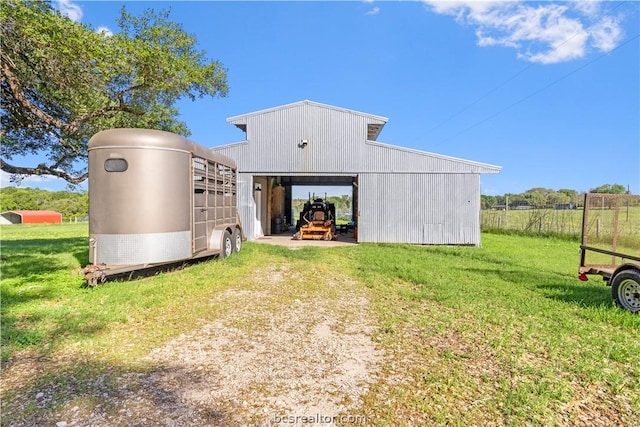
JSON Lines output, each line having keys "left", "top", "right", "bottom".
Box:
{"left": 82, "top": 128, "right": 243, "bottom": 285}
{"left": 578, "top": 193, "right": 640, "bottom": 312}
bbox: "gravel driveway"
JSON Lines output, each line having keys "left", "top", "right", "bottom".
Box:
{"left": 2, "top": 261, "right": 382, "bottom": 427}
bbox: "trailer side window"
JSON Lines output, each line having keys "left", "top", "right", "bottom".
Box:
{"left": 104, "top": 158, "right": 128, "bottom": 172}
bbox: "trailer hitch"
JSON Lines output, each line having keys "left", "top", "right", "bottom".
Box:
{"left": 81, "top": 265, "right": 107, "bottom": 287}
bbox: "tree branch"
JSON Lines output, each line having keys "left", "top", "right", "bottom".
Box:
{"left": 70, "top": 83, "right": 148, "bottom": 125}
{"left": 1, "top": 158, "right": 88, "bottom": 184}
{"left": 3, "top": 55, "right": 145, "bottom": 134}
{"left": 1, "top": 58, "right": 74, "bottom": 134}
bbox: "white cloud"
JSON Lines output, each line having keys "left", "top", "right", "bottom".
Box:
{"left": 55, "top": 0, "right": 83, "bottom": 22}
{"left": 0, "top": 170, "right": 12, "bottom": 188}
{"left": 589, "top": 16, "right": 623, "bottom": 52}
{"left": 422, "top": 0, "right": 625, "bottom": 64}
{"left": 572, "top": 0, "right": 601, "bottom": 18}
{"left": 96, "top": 26, "right": 113, "bottom": 37}
{"left": 366, "top": 7, "right": 381, "bottom": 16}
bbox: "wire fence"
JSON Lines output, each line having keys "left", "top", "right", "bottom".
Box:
{"left": 481, "top": 206, "right": 585, "bottom": 237}
{"left": 481, "top": 195, "right": 640, "bottom": 249}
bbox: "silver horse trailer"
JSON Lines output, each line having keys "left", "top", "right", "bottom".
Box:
{"left": 83, "top": 128, "right": 243, "bottom": 285}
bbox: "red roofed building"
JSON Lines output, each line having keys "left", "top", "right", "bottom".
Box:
{"left": 0, "top": 210, "right": 63, "bottom": 224}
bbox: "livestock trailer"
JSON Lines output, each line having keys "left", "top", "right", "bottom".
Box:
{"left": 83, "top": 128, "right": 243, "bottom": 285}
{"left": 578, "top": 193, "right": 640, "bottom": 312}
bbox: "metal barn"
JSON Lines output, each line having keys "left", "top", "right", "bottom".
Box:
{"left": 212, "top": 100, "right": 501, "bottom": 245}
{"left": 0, "top": 210, "right": 63, "bottom": 224}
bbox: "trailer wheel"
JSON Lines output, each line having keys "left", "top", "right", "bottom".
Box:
{"left": 611, "top": 269, "right": 640, "bottom": 313}
{"left": 232, "top": 228, "right": 242, "bottom": 253}
{"left": 221, "top": 231, "right": 233, "bottom": 259}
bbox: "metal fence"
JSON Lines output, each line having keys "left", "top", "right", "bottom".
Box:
{"left": 580, "top": 193, "right": 640, "bottom": 268}
{"left": 482, "top": 195, "right": 640, "bottom": 245}
{"left": 481, "top": 206, "right": 584, "bottom": 236}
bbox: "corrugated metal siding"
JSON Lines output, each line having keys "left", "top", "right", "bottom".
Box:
{"left": 217, "top": 103, "right": 383, "bottom": 174}
{"left": 236, "top": 172, "right": 257, "bottom": 240}
{"left": 358, "top": 173, "right": 481, "bottom": 245}
{"left": 212, "top": 100, "right": 498, "bottom": 244}
{"left": 363, "top": 141, "right": 499, "bottom": 174}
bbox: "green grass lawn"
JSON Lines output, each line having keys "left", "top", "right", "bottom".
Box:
{"left": 350, "top": 236, "right": 640, "bottom": 424}
{"left": 1, "top": 224, "right": 639, "bottom": 425}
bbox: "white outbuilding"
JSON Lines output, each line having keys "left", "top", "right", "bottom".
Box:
{"left": 213, "top": 100, "right": 501, "bottom": 245}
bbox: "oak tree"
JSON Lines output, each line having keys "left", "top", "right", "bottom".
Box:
{"left": 1, "top": 0, "right": 228, "bottom": 184}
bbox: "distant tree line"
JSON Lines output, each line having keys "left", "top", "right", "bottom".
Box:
{"left": 0, "top": 187, "right": 88, "bottom": 221}
{"left": 292, "top": 194, "right": 353, "bottom": 222}
{"left": 0, "top": 183, "right": 628, "bottom": 222}
{"left": 481, "top": 184, "right": 629, "bottom": 210}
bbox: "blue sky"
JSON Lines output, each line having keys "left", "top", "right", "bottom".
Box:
{"left": 2, "top": 0, "right": 639, "bottom": 198}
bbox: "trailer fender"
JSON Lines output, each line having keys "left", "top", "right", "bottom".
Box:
{"left": 611, "top": 263, "right": 640, "bottom": 276}
{"left": 209, "top": 229, "right": 224, "bottom": 251}
{"left": 209, "top": 228, "right": 233, "bottom": 258}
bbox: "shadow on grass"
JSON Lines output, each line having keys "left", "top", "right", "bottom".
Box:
{"left": 0, "top": 358, "right": 230, "bottom": 426}
{"left": 462, "top": 267, "right": 612, "bottom": 309}
{"left": 0, "top": 237, "right": 88, "bottom": 279}
{"left": 0, "top": 292, "right": 110, "bottom": 367}
{"left": 536, "top": 281, "right": 612, "bottom": 308}
{"left": 1, "top": 236, "right": 94, "bottom": 366}
{"left": 350, "top": 243, "right": 615, "bottom": 311}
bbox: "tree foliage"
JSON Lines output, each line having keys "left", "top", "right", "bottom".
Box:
{"left": 292, "top": 194, "right": 354, "bottom": 222}
{"left": 589, "top": 183, "right": 627, "bottom": 194}
{"left": 1, "top": 0, "right": 228, "bottom": 184}
{"left": 481, "top": 183, "right": 629, "bottom": 209}
{"left": 0, "top": 186, "right": 88, "bottom": 220}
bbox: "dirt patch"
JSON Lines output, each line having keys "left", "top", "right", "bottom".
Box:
{"left": 139, "top": 264, "right": 382, "bottom": 425}
{"left": 254, "top": 231, "right": 357, "bottom": 249}
{"left": 4, "top": 264, "right": 382, "bottom": 426}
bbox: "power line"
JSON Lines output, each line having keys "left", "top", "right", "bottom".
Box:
{"left": 438, "top": 32, "right": 639, "bottom": 144}
{"left": 425, "top": 63, "right": 534, "bottom": 134}
{"left": 426, "top": 1, "right": 627, "bottom": 137}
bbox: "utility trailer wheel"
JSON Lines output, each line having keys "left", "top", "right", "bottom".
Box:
{"left": 221, "top": 231, "right": 233, "bottom": 259}
{"left": 232, "top": 228, "right": 242, "bottom": 253}
{"left": 611, "top": 269, "right": 640, "bottom": 313}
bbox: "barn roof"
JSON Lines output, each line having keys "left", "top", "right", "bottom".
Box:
{"left": 1, "top": 210, "right": 63, "bottom": 224}
{"left": 5, "top": 210, "right": 62, "bottom": 217}
{"left": 215, "top": 100, "right": 501, "bottom": 175}
{"left": 227, "top": 100, "right": 388, "bottom": 141}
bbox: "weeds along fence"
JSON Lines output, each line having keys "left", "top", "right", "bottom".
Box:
{"left": 481, "top": 207, "right": 585, "bottom": 237}
{"left": 481, "top": 196, "right": 640, "bottom": 242}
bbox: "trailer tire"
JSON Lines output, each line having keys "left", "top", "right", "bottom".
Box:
{"left": 232, "top": 228, "right": 242, "bottom": 253}
{"left": 611, "top": 269, "right": 640, "bottom": 313}
{"left": 221, "top": 231, "right": 233, "bottom": 259}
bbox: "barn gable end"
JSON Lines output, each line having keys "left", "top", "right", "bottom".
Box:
{"left": 212, "top": 100, "right": 501, "bottom": 245}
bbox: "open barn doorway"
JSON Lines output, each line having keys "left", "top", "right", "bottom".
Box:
{"left": 292, "top": 185, "right": 354, "bottom": 233}
{"left": 252, "top": 175, "right": 358, "bottom": 241}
